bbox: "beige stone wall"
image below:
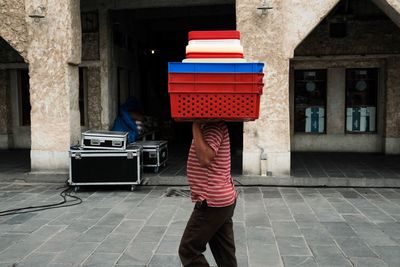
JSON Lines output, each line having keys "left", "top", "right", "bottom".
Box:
{"left": 237, "top": 0, "right": 342, "bottom": 176}
{"left": 237, "top": 0, "right": 291, "bottom": 176}
{"left": 27, "top": 0, "right": 82, "bottom": 171}
{"left": 87, "top": 66, "right": 102, "bottom": 129}
{"left": 295, "top": 20, "right": 400, "bottom": 56}
{"left": 238, "top": 0, "right": 400, "bottom": 176}
{"left": 0, "top": 0, "right": 28, "bottom": 61}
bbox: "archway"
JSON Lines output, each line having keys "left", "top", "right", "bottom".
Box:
{"left": 290, "top": 0, "right": 400, "bottom": 153}
{"left": 289, "top": 0, "right": 400, "bottom": 181}
{"left": 0, "top": 36, "right": 31, "bottom": 172}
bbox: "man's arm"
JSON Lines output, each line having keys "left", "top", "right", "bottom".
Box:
{"left": 192, "top": 121, "right": 216, "bottom": 168}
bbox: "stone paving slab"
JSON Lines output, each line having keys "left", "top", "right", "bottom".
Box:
{"left": 0, "top": 183, "right": 399, "bottom": 266}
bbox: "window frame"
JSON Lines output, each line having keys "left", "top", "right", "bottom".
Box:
{"left": 293, "top": 69, "right": 328, "bottom": 134}
{"left": 344, "top": 68, "right": 379, "bottom": 134}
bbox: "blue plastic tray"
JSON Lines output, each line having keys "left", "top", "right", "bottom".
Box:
{"left": 168, "top": 62, "right": 264, "bottom": 73}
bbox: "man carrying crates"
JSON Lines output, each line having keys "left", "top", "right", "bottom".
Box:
{"left": 169, "top": 30, "right": 264, "bottom": 266}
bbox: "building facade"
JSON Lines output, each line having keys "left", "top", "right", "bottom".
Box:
{"left": 0, "top": 0, "right": 399, "bottom": 178}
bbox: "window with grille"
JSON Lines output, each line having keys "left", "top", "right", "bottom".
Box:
{"left": 345, "top": 68, "right": 378, "bottom": 133}
{"left": 294, "top": 70, "right": 327, "bottom": 133}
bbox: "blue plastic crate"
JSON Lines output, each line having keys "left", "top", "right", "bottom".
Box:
{"left": 168, "top": 62, "right": 264, "bottom": 73}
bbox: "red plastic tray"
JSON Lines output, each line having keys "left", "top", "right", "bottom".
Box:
{"left": 186, "top": 52, "right": 244, "bottom": 58}
{"left": 168, "top": 82, "right": 263, "bottom": 94}
{"left": 169, "top": 93, "right": 260, "bottom": 121}
{"left": 169, "top": 73, "right": 264, "bottom": 84}
{"left": 188, "top": 30, "right": 240, "bottom": 40}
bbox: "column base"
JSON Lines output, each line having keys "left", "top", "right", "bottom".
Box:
{"left": 0, "top": 134, "right": 10, "bottom": 149}
{"left": 385, "top": 138, "right": 400, "bottom": 154}
{"left": 31, "top": 150, "right": 69, "bottom": 173}
{"left": 242, "top": 151, "right": 290, "bottom": 177}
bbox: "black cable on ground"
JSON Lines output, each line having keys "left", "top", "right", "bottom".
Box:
{"left": 234, "top": 179, "right": 243, "bottom": 186}
{"left": 0, "top": 182, "right": 82, "bottom": 217}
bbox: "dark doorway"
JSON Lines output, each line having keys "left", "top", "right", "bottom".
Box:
{"left": 110, "top": 5, "right": 243, "bottom": 175}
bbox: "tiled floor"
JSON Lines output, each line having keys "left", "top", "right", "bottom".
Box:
{"left": 1, "top": 149, "right": 400, "bottom": 187}
{"left": 0, "top": 150, "right": 30, "bottom": 174}
{"left": 0, "top": 184, "right": 400, "bottom": 266}
{"left": 291, "top": 152, "right": 400, "bottom": 179}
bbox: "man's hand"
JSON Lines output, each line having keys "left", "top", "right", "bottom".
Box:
{"left": 192, "top": 121, "right": 216, "bottom": 168}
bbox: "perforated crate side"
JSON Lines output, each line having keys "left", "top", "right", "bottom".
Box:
{"left": 170, "top": 93, "right": 260, "bottom": 121}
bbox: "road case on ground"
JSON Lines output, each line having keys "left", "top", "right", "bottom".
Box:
{"left": 69, "top": 145, "right": 142, "bottom": 191}
{"left": 81, "top": 130, "right": 128, "bottom": 150}
{"left": 133, "top": 140, "right": 168, "bottom": 172}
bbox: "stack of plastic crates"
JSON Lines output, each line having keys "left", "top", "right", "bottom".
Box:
{"left": 168, "top": 30, "right": 265, "bottom": 121}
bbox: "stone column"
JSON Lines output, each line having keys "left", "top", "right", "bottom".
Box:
{"left": 327, "top": 68, "right": 345, "bottom": 134}
{"left": 27, "top": 0, "right": 81, "bottom": 172}
{"left": 237, "top": 0, "right": 291, "bottom": 176}
{"left": 0, "top": 70, "right": 9, "bottom": 148}
{"left": 385, "top": 57, "right": 400, "bottom": 154}
{"left": 99, "top": 9, "right": 113, "bottom": 130}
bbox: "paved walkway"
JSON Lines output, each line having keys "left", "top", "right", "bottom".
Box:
{"left": 0, "top": 183, "right": 400, "bottom": 267}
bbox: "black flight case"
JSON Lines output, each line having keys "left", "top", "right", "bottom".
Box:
{"left": 81, "top": 130, "right": 128, "bottom": 150}
{"left": 133, "top": 140, "right": 168, "bottom": 173}
{"left": 69, "top": 145, "right": 142, "bottom": 191}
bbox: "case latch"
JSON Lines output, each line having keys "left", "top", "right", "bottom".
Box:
{"left": 127, "top": 152, "right": 134, "bottom": 159}
{"left": 112, "top": 140, "right": 122, "bottom": 147}
{"left": 90, "top": 139, "right": 101, "bottom": 145}
{"left": 75, "top": 152, "right": 82, "bottom": 160}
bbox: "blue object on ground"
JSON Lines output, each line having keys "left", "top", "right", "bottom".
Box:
{"left": 112, "top": 97, "right": 142, "bottom": 143}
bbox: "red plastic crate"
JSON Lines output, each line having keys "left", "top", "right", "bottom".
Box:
{"left": 188, "top": 30, "right": 240, "bottom": 40}
{"left": 169, "top": 73, "right": 264, "bottom": 84}
{"left": 169, "top": 82, "right": 263, "bottom": 94}
{"left": 186, "top": 52, "right": 244, "bottom": 58}
{"left": 169, "top": 93, "right": 260, "bottom": 121}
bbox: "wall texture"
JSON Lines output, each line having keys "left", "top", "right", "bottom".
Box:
{"left": 27, "top": 0, "right": 82, "bottom": 171}
{"left": 87, "top": 66, "right": 102, "bottom": 129}
{"left": 0, "top": 0, "right": 28, "bottom": 61}
{"left": 295, "top": 20, "right": 400, "bottom": 56}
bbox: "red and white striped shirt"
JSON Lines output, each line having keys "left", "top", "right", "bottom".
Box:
{"left": 187, "top": 122, "right": 237, "bottom": 207}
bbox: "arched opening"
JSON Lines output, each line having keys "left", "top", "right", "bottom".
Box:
{"left": 0, "top": 36, "right": 30, "bottom": 172}
{"left": 80, "top": 0, "right": 243, "bottom": 177}
{"left": 289, "top": 0, "right": 400, "bottom": 178}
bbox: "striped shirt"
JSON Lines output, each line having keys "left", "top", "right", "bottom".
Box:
{"left": 187, "top": 122, "right": 237, "bottom": 207}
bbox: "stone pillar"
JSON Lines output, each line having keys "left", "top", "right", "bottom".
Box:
{"left": 0, "top": 70, "right": 10, "bottom": 148}
{"left": 87, "top": 67, "right": 102, "bottom": 129}
{"left": 99, "top": 9, "right": 113, "bottom": 130}
{"left": 27, "top": 0, "right": 81, "bottom": 172}
{"left": 327, "top": 68, "right": 345, "bottom": 134}
{"left": 385, "top": 57, "right": 400, "bottom": 154}
{"left": 237, "top": 0, "right": 291, "bottom": 176}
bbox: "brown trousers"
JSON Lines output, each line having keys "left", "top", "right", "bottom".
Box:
{"left": 179, "top": 200, "right": 237, "bottom": 267}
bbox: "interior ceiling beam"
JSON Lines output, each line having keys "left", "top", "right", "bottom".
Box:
{"left": 133, "top": 18, "right": 234, "bottom": 32}
{"left": 112, "top": 5, "right": 234, "bottom": 21}
{"left": 81, "top": 0, "right": 234, "bottom": 11}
